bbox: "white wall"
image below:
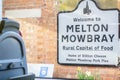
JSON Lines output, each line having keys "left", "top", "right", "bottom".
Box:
{"left": 5, "top": 9, "right": 41, "bottom": 18}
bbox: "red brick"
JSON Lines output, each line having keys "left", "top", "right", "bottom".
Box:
{"left": 3, "top": 0, "right": 120, "bottom": 80}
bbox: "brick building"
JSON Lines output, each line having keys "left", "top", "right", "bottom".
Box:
{"left": 2, "top": 0, "right": 120, "bottom": 80}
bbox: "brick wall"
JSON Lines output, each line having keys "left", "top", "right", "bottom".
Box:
{"left": 3, "top": 0, "right": 120, "bottom": 80}
{"left": 118, "top": 0, "right": 120, "bottom": 8}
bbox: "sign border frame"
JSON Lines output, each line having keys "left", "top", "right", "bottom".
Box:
{"left": 57, "top": 0, "right": 120, "bottom": 67}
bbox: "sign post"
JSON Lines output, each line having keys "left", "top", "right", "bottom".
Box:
{"left": 57, "top": 0, "right": 119, "bottom": 66}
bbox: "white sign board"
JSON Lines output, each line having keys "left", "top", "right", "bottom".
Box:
{"left": 57, "top": 0, "right": 119, "bottom": 66}
{"left": 28, "top": 63, "right": 54, "bottom": 78}
{"left": 0, "top": 0, "right": 2, "bottom": 20}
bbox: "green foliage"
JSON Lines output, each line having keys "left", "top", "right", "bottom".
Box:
{"left": 58, "top": 0, "right": 80, "bottom": 11}
{"left": 77, "top": 67, "right": 101, "bottom": 80}
{"left": 77, "top": 71, "right": 94, "bottom": 80}
{"left": 95, "top": 0, "right": 117, "bottom": 9}
{"left": 58, "top": 0, "right": 117, "bottom": 12}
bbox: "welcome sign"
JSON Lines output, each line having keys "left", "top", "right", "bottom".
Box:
{"left": 57, "top": 0, "right": 119, "bottom": 66}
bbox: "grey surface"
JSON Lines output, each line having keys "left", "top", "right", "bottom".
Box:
{"left": 35, "top": 78, "right": 65, "bottom": 80}
{"left": 0, "top": 19, "right": 27, "bottom": 80}
{"left": 35, "top": 78, "right": 75, "bottom": 80}
{"left": 9, "top": 73, "right": 35, "bottom": 80}
{"left": 0, "top": 32, "right": 27, "bottom": 80}
{"left": 2, "top": 18, "right": 20, "bottom": 33}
